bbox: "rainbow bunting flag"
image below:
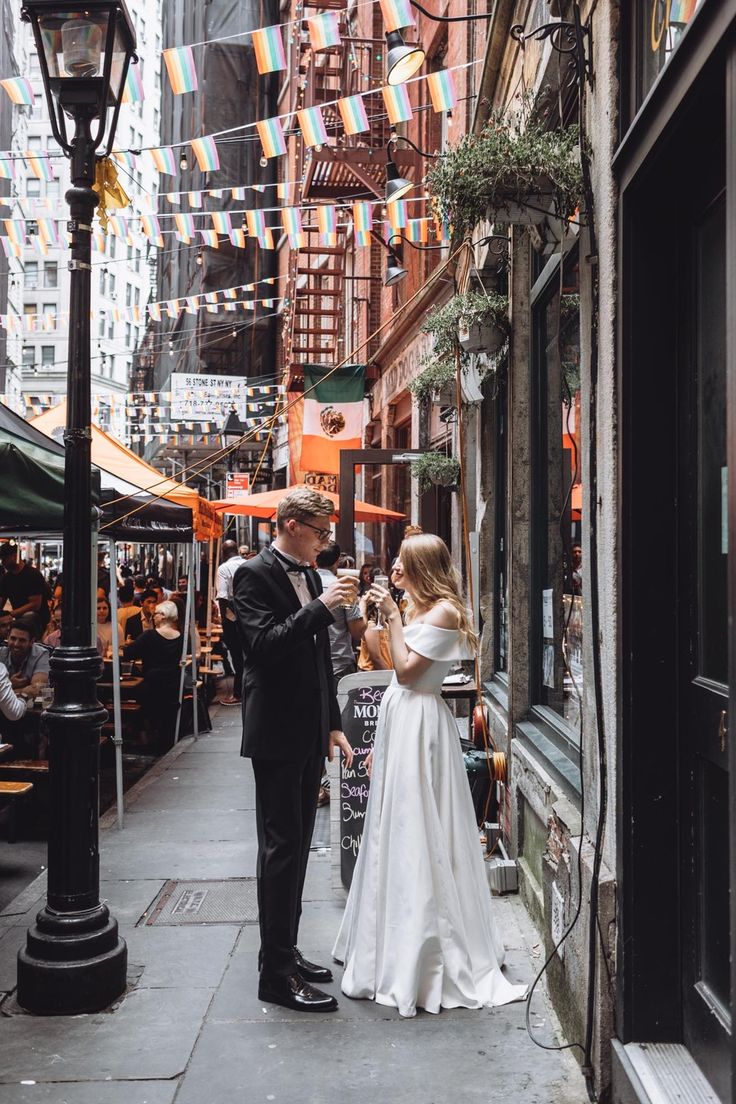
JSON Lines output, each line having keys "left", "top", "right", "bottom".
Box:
{"left": 276, "top": 182, "right": 291, "bottom": 201}
{"left": 352, "top": 201, "right": 372, "bottom": 233}
{"left": 297, "top": 106, "right": 328, "bottom": 148}
{"left": 257, "top": 117, "right": 287, "bottom": 160}
{"left": 108, "top": 215, "right": 126, "bottom": 237}
{"left": 187, "top": 191, "right": 203, "bottom": 207}
{"left": 317, "top": 206, "right": 337, "bottom": 234}
{"left": 151, "top": 147, "right": 177, "bottom": 175}
{"left": 25, "top": 153, "right": 54, "bottom": 182}
{"left": 92, "top": 230, "right": 106, "bottom": 253}
{"left": 113, "top": 150, "right": 137, "bottom": 172}
{"left": 165, "top": 192, "right": 180, "bottom": 204}
{"left": 205, "top": 303, "right": 219, "bottom": 314}
{"left": 223, "top": 288, "right": 238, "bottom": 300}
{"left": 163, "top": 46, "right": 199, "bottom": 94}
{"left": 38, "top": 217, "right": 58, "bottom": 245}
{"left": 246, "top": 209, "right": 266, "bottom": 238}
{"left": 3, "top": 219, "right": 24, "bottom": 245}
{"left": 148, "top": 303, "right": 162, "bottom": 321}
{"left": 671, "top": 0, "right": 697, "bottom": 20}
{"left": 257, "top": 229, "right": 275, "bottom": 249}
{"left": 122, "top": 63, "right": 145, "bottom": 103}
{"left": 191, "top": 135, "right": 220, "bottom": 172}
{"left": 174, "top": 212, "right": 195, "bottom": 241}
{"left": 355, "top": 230, "right": 371, "bottom": 247}
{"left": 252, "top": 26, "right": 287, "bottom": 74}
{"left": 382, "top": 84, "right": 412, "bottom": 125}
{"left": 203, "top": 291, "right": 218, "bottom": 304}
{"left": 387, "top": 199, "right": 408, "bottom": 228}
{"left": 281, "top": 207, "right": 305, "bottom": 247}
{"left": 0, "top": 77, "right": 33, "bottom": 105}
{"left": 337, "top": 94, "right": 370, "bottom": 136}
{"left": 406, "top": 217, "right": 428, "bottom": 242}
{"left": 229, "top": 229, "right": 247, "bottom": 248}
{"left": 252, "top": 184, "right": 266, "bottom": 193}
{"left": 184, "top": 296, "right": 198, "bottom": 315}
{"left": 379, "top": 0, "right": 415, "bottom": 31}
{"left": 231, "top": 186, "right": 247, "bottom": 200}
{"left": 208, "top": 188, "right": 223, "bottom": 197}
{"left": 211, "top": 211, "right": 232, "bottom": 235}
{"left": 307, "top": 11, "right": 341, "bottom": 51}
{"left": 165, "top": 300, "right": 181, "bottom": 318}
{"left": 224, "top": 301, "right": 237, "bottom": 311}
{"left": 140, "top": 215, "right": 164, "bottom": 246}
{"left": 427, "top": 69, "right": 457, "bottom": 113}
{"left": 0, "top": 154, "right": 13, "bottom": 180}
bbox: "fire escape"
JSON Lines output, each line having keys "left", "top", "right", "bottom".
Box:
{"left": 284, "top": 4, "right": 419, "bottom": 390}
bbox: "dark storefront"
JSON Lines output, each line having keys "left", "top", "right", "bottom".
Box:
{"left": 614, "top": 3, "right": 735, "bottom": 1099}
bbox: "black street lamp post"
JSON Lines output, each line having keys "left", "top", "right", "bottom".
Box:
{"left": 17, "top": 0, "right": 136, "bottom": 1015}
{"left": 221, "top": 406, "right": 246, "bottom": 474}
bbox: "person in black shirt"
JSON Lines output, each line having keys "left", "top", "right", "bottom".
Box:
{"left": 0, "top": 542, "right": 50, "bottom": 636}
{"left": 124, "top": 600, "right": 182, "bottom": 751}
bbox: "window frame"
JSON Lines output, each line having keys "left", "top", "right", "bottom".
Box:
{"left": 528, "top": 241, "right": 582, "bottom": 760}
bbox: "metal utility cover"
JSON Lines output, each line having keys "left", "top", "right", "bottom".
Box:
{"left": 144, "top": 878, "right": 259, "bottom": 926}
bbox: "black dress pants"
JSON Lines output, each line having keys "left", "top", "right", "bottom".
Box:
{"left": 252, "top": 740, "right": 324, "bottom": 979}
{"left": 221, "top": 617, "right": 243, "bottom": 699}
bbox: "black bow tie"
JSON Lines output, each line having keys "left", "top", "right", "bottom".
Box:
{"left": 273, "top": 551, "right": 310, "bottom": 575}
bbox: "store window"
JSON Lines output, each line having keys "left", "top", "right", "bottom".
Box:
{"left": 531, "top": 253, "right": 582, "bottom": 739}
{"left": 632, "top": 0, "right": 705, "bottom": 111}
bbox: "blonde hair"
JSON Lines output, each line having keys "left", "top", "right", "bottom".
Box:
{"left": 276, "top": 486, "right": 334, "bottom": 531}
{"left": 399, "top": 534, "right": 478, "bottom": 653}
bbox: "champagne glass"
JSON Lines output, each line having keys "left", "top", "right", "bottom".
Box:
{"left": 336, "top": 567, "right": 359, "bottom": 608}
{"left": 372, "top": 574, "right": 389, "bottom": 628}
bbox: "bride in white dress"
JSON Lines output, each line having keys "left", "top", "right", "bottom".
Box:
{"left": 333, "top": 534, "right": 527, "bottom": 1018}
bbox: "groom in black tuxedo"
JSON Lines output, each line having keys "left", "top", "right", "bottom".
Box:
{"left": 233, "top": 487, "right": 355, "bottom": 1012}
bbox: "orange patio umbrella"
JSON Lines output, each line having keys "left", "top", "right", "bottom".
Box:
{"left": 211, "top": 486, "right": 405, "bottom": 523}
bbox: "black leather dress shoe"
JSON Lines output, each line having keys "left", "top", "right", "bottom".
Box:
{"left": 294, "top": 946, "right": 334, "bottom": 984}
{"left": 258, "top": 972, "right": 338, "bottom": 1013}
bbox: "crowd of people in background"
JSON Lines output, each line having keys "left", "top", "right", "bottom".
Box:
{"left": 0, "top": 526, "right": 423, "bottom": 760}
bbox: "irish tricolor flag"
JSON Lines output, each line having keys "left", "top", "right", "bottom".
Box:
{"left": 301, "top": 364, "right": 365, "bottom": 474}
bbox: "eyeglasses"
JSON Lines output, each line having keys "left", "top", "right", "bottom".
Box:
{"left": 298, "top": 520, "right": 332, "bottom": 542}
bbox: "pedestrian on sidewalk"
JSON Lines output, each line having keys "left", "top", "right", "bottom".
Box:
{"left": 215, "top": 540, "right": 246, "bottom": 705}
{"left": 233, "top": 487, "right": 355, "bottom": 1014}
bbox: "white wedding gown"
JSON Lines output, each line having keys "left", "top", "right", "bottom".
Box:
{"left": 333, "top": 622, "right": 527, "bottom": 1017}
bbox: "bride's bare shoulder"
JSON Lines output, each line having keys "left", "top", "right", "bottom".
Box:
{"left": 423, "top": 601, "right": 459, "bottom": 629}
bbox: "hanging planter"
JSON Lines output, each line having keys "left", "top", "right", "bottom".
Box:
{"left": 425, "top": 106, "right": 583, "bottom": 238}
{"left": 411, "top": 452, "right": 461, "bottom": 493}
{"left": 409, "top": 289, "right": 509, "bottom": 404}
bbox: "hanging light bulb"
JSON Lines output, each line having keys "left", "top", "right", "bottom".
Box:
{"left": 314, "top": 144, "right": 323, "bottom": 152}
{"left": 260, "top": 156, "right": 268, "bottom": 168}
{"left": 196, "top": 250, "right": 203, "bottom": 267}
{"left": 179, "top": 152, "right": 188, "bottom": 171}
{"left": 232, "top": 327, "right": 237, "bottom": 338}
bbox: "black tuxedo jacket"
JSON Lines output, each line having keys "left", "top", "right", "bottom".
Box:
{"left": 232, "top": 547, "right": 340, "bottom": 761}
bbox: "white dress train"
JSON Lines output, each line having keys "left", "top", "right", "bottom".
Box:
{"left": 332, "top": 622, "right": 527, "bottom": 1017}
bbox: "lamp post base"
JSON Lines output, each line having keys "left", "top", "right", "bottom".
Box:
{"left": 17, "top": 905, "right": 127, "bottom": 1015}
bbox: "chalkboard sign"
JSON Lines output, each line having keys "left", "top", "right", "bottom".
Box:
{"left": 337, "top": 671, "right": 394, "bottom": 889}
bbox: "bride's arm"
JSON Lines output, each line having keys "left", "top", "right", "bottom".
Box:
{"left": 375, "top": 591, "right": 458, "bottom": 686}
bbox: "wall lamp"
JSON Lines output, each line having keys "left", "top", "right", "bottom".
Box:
{"left": 387, "top": 1, "right": 495, "bottom": 85}
{"left": 385, "top": 132, "right": 438, "bottom": 203}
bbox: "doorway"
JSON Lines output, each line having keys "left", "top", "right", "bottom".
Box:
{"left": 620, "top": 59, "right": 731, "bottom": 1100}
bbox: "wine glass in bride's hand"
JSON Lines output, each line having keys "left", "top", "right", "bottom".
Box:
{"left": 372, "top": 575, "right": 390, "bottom": 628}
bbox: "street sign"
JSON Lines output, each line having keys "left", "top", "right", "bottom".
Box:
{"left": 225, "top": 472, "right": 250, "bottom": 499}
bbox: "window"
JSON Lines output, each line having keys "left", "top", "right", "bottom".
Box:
{"left": 29, "top": 54, "right": 41, "bottom": 77}
{"left": 109, "top": 236, "right": 116, "bottom": 259}
{"left": 24, "top": 261, "right": 38, "bottom": 289}
{"left": 98, "top": 313, "right": 105, "bottom": 338}
{"left": 46, "top": 180, "right": 60, "bottom": 201}
{"left": 26, "top": 178, "right": 41, "bottom": 198}
{"left": 531, "top": 252, "right": 582, "bottom": 737}
{"left": 22, "top": 345, "right": 34, "bottom": 367}
{"left": 107, "top": 317, "right": 114, "bottom": 339}
{"left": 42, "top": 304, "right": 55, "bottom": 329}
{"left": 125, "top": 322, "right": 132, "bottom": 346}
{"left": 27, "top": 135, "right": 42, "bottom": 151}
{"left": 631, "top": 0, "right": 706, "bottom": 113}
{"left": 125, "top": 283, "right": 132, "bottom": 306}
{"left": 109, "top": 274, "right": 116, "bottom": 297}
{"left": 41, "top": 346, "right": 54, "bottom": 366}
{"left": 43, "top": 262, "right": 57, "bottom": 288}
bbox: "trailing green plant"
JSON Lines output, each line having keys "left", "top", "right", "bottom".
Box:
{"left": 411, "top": 451, "right": 460, "bottom": 493}
{"left": 408, "top": 289, "right": 509, "bottom": 404}
{"left": 425, "top": 107, "right": 583, "bottom": 237}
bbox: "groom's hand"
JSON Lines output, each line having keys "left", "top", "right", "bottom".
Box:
{"left": 329, "top": 730, "right": 354, "bottom": 768}
{"left": 320, "top": 579, "right": 358, "bottom": 611}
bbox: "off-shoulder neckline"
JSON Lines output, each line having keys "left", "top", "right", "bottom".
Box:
{"left": 406, "top": 621, "right": 459, "bottom": 632}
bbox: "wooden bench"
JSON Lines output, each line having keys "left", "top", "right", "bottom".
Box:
{"left": 0, "top": 780, "right": 34, "bottom": 842}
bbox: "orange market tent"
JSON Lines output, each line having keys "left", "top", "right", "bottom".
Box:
{"left": 31, "top": 402, "right": 221, "bottom": 542}
{"left": 211, "top": 486, "right": 405, "bottom": 524}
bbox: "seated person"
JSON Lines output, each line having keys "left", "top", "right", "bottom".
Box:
{"left": 116, "top": 580, "right": 140, "bottom": 635}
{"left": 0, "top": 609, "right": 13, "bottom": 643}
{"left": 0, "top": 615, "right": 50, "bottom": 698}
{"left": 0, "top": 658, "right": 27, "bottom": 724}
{"left": 123, "top": 600, "right": 183, "bottom": 750}
{"left": 96, "top": 594, "right": 114, "bottom": 656}
{"left": 124, "top": 589, "right": 158, "bottom": 642}
{"left": 43, "top": 604, "right": 104, "bottom": 656}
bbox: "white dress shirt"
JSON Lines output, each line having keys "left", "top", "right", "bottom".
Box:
{"left": 0, "top": 661, "right": 26, "bottom": 722}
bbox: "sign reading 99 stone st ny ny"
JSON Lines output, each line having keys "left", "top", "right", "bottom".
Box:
{"left": 338, "top": 673, "right": 393, "bottom": 889}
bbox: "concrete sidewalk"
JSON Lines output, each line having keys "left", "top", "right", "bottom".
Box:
{"left": 0, "top": 708, "right": 588, "bottom": 1104}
